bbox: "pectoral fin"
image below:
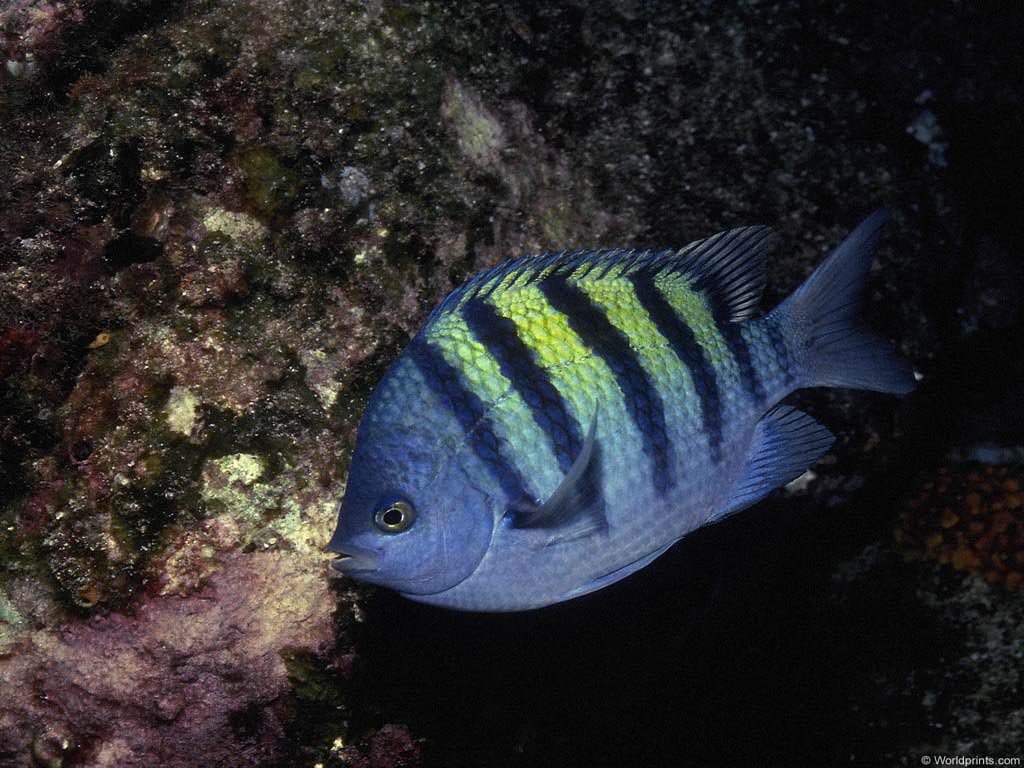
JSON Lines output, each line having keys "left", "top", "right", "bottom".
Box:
{"left": 505, "top": 410, "right": 606, "bottom": 539}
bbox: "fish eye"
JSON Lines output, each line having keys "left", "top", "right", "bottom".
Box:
{"left": 374, "top": 500, "right": 415, "bottom": 533}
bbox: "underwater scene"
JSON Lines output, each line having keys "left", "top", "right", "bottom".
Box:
{"left": 0, "top": 1, "right": 1021, "bottom": 766}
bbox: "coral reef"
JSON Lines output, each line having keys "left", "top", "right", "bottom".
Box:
{"left": 898, "top": 464, "right": 1024, "bottom": 590}
{"left": 0, "top": 551, "right": 335, "bottom": 765}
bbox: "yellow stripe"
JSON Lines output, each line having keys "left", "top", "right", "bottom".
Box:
{"left": 654, "top": 274, "right": 743, "bottom": 395}
{"left": 576, "top": 273, "right": 703, "bottom": 432}
{"left": 423, "top": 312, "right": 562, "bottom": 501}
{"left": 486, "top": 281, "right": 649, "bottom": 504}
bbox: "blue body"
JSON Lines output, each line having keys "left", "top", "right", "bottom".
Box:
{"left": 327, "top": 212, "right": 914, "bottom": 611}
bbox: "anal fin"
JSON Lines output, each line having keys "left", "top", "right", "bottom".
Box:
{"left": 716, "top": 405, "right": 834, "bottom": 520}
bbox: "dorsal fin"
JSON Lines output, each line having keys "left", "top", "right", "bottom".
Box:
{"left": 425, "top": 225, "right": 778, "bottom": 326}
{"left": 668, "top": 225, "right": 777, "bottom": 321}
{"left": 424, "top": 249, "right": 587, "bottom": 324}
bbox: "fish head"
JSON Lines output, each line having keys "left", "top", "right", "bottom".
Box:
{"left": 327, "top": 363, "right": 500, "bottom": 596}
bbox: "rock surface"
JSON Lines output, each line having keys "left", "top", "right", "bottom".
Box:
{"left": 1, "top": 553, "right": 335, "bottom": 766}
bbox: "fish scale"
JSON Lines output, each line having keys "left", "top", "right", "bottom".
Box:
{"left": 460, "top": 298, "right": 583, "bottom": 475}
{"left": 485, "top": 281, "right": 647, "bottom": 511}
{"left": 328, "top": 211, "right": 915, "bottom": 611}
{"left": 407, "top": 338, "right": 532, "bottom": 504}
{"left": 575, "top": 267, "right": 708, "bottom": 471}
{"left": 539, "top": 273, "right": 676, "bottom": 493}
{"left": 446, "top": 265, "right": 718, "bottom": 526}
{"left": 654, "top": 270, "right": 751, "bottom": 426}
{"left": 421, "top": 330, "right": 561, "bottom": 506}
{"left": 630, "top": 266, "right": 724, "bottom": 462}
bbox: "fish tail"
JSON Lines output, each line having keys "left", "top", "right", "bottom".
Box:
{"left": 769, "top": 209, "right": 916, "bottom": 394}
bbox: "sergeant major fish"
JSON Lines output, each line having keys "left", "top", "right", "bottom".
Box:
{"left": 327, "top": 210, "right": 915, "bottom": 611}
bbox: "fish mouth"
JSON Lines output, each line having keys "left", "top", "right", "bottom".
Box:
{"left": 326, "top": 543, "right": 381, "bottom": 576}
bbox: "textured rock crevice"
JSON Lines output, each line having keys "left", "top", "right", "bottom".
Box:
{"left": 0, "top": 552, "right": 336, "bottom": 766}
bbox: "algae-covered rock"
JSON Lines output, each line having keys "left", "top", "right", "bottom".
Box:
{"left": 441, "top": 78, "right": 507, "bottom": 170}
{"left": 0, "top": 589, "right": 25, "bottom": 655}
{"left": 0, "top": 551, "right": 337, "bottom": 766}
{"left": 164, "top": 385, "right": 200, "bottom": 438}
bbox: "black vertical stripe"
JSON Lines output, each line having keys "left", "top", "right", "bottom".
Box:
{"left": 720, "top": 323, "right": 766, "bottom": 405}
{"left": 630, "top": 273, "right": 724, "bottom": 463}
{"left": 461, "top": 299, "right": 584, "bottom": 475}
{"left": 688, "top": 231, "right": 766, "bottom": 404}
{"left": 539, "top": 274, "right": 676, "bottom": 492}
{"left": 407, "top": 337, "right": 531, "bottom": 505}
{"left": 767, "top": 318, "right": 795, "bottom": 386}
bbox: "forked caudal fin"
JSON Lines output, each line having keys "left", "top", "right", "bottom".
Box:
{"left": 769, "top": 209, "right": 916, "bottom": 394}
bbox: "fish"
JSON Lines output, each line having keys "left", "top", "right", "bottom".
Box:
{"left": 327, "top": 210, "right": 915, "bottom": 611}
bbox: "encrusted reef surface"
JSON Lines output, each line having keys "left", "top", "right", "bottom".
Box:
{"left": 0, "top": 1, "right": 1021, "bottom": 766}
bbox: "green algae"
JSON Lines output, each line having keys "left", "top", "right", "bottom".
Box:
{"left": 201, "top": 207, "right": 268, "bottom": 242}
{"left": 279, "top": 646, "right": 352, "bottom": 760}
{"left": 209, "top": 452, "right": 266, "bottom": 486}
{"left": 281, "top": 647, "right": 348, "bottom": 709}
{"left": 442, "top": 78, "right": 506, "bottom": 169}
{"left": 200, "top": 450, "right": 339, "bottom": 556}
{"left": 539, "top": 200, "right": 578, "bottom": 247}
{"left": 31, "top": 372, "right": 209, "bottom": 608}
{"left": 235, "top": 145, "right": 302, "bottom": 223}
{"left": 0, "top": 589, "right": 26, "bottom": 654}
{"left": 165, "top": 385, "right": 201, "bottom": 437}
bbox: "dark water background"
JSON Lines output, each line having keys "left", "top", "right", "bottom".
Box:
{"left": 319, "top": 4, "right": 1024, "bottom": 767}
